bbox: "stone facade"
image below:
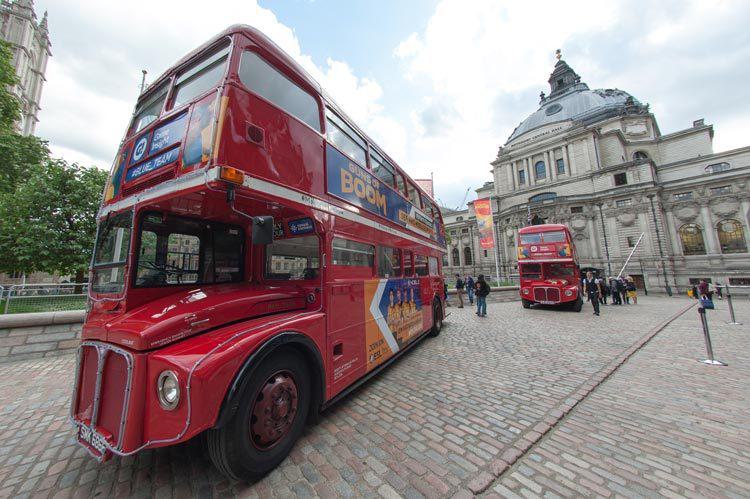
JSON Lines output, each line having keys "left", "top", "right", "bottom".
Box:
{"left": 0, "top": 0, "right": 50, "bottom": 135}
{"left": 443, "top": 58, "right": 750, "bottom": 293}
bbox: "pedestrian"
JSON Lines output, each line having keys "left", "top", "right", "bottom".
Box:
{"left": 466, "top": 274, "right": 475, "bottom": 305}
{"left": 698, "top": 279, "right": 711, "bottom": 299}
{"left": 626, "top": 276, "right": 637, "bottom": 305}
{"left": 619, "top": 277, "right": 629, "bottom": 304}
{"left": 475, "top": 274, "right": 490, "bottom": 317}
{"left": 714, "top": 282, "right": 723, "bottom": 300}
{"left": 454, "top": 273, "right": 465, "bottom": 308}
{"left": 599, "top": 276, "right": 608, "bottom": 305}
{"left": 444, "top": 282, "right": 450, "bottom": 307}
{"left": 583, "top": 271, "right": 601, "bottom": 316}
{"left": 691, "top": 284, "right": 699, "bottom": 300}
{"left": 609, "top": 277, "right": 621, "bottom": 305}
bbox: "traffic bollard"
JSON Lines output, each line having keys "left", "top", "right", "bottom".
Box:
{"left": 698, "top": 307, "right": 727, "bottom": 366}
{"left": 724, "top": 286, "right": 742, "bottom": 325}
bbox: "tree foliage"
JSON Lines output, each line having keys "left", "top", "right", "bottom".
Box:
{"left": 0, "top": 159, "right": 107, "bottom": 277}
{"left": 0, "top": 41, "right": 20, "bottom": 130}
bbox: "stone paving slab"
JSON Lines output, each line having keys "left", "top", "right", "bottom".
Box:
{"left": 486, "top": 298, "right": 750, "bottom": 498}
{"left": 0, "top": 296, "right": 742, "bottom": 498}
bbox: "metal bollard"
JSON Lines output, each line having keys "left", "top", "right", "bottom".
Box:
{"left": 724, "top": 286, "right": 742, "bottom": 325}
{"left": 698, "top": 307, "right": 727, "bottom": 366}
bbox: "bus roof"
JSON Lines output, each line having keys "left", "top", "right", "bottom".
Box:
{"left": 138, "top": 25, "right": 439, "bottom": 207}
{"left": 518, "top": 224, "right": 570, "bottom": 234}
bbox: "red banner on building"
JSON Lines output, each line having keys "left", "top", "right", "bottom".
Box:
{"left": 474, "top": 198, "right": 495, "bottom": 249}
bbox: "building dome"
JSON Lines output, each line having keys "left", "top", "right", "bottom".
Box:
{"left": 506, "top": 58, "right": 645, "bottom": 144}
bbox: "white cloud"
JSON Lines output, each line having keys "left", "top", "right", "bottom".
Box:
{"left": 393, "top": 0, "right": 750, "bottom": 208}
{"left": 35, "top": 0, "right": 400, "bottom": 170}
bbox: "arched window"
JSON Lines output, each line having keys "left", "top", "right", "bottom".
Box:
{"left": 463, "top": 247, "right": 473, "bottom": 265}
{"left": 716, "top": 219, "right": 747, "bottom": 253}
{"left": 452, "top": 247, "right": 460, "bottom": 266}
{"left": 633, "top": 151, "right": 649, "bottom": 161}
{"left": 678, "top": 224, "right": 706, "bottom": 255}
{"left": 529, "top": 192, "right": 557, "bottom": 203}
{"left": 534, "top": 161, "right": 546, "bottom": 180}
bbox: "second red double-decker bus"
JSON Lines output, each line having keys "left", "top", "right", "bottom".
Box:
{"left": 70, "top": 25, "right": 446, "bottom": 481}
{"left": 517, "top": 224, "right": 582, "bottom": 311}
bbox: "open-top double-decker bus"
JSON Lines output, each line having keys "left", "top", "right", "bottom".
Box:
{"left": 517, "top": 224, "right": 582, "bottom": 311}
{"left": 71, "top": 25, "right": 446, "bottom": 482}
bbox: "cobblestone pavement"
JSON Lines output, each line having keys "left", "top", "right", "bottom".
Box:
{"left": 486, "top": 298, "right": 750, "bottom": 498}
{"left": 0, "top": 295, "right": 747, "bottom": 498}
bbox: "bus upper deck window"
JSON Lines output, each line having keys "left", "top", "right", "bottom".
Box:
{"left": 171, "top": 44, "right": 230, "bottom": 110}
{"left": 520, "top": 233, "right": 542, "bottom": 245}
{"left": 542, "top": 231, "right": 566, "bottom": 243}
{"left": 130, "top": 84, "right": 168, "bottom": 135}
{"left": 395, "top": 173, "right": 406, "bottom": 198}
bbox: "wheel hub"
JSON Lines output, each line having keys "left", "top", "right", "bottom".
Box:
{"left": 249, "top": 370, "right": 298, "bottom": 450}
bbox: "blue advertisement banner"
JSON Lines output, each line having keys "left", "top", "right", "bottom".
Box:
{"left": 149, "top": 113, "right": 187, "bottom": 156}
{"left": 288, "top": 217, "right": 315, "bottom": 235}
{"left": 326, "top": 144, "right": 444, "bottom": 245}
{"left": 125, "top": 147, "right": 179, "bottom": 182}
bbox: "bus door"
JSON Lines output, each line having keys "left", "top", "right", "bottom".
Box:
{"left": 326, "top": 237, "right": 373, "bottom": 395}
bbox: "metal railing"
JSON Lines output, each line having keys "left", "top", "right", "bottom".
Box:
{"left": 716, "top": 285, "right": 747, "bottom": 325}
{"left": 2, "top": 283, "right": 88, "bottom": 314}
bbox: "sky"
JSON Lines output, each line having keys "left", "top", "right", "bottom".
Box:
{"left": 31, "top": 0, "right": 750, "bottom": 209}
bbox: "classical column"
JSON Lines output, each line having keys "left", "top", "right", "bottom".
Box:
{"left": 664, "top": 210, "right": 683, "bottom": 257}
{"left": 739, "top": 199, "right": 750, "bottom": 245}
{"left": 700, "top": 204, "right": 720, "bottom": 254}
{"left": 526, "top": 158, "right": 535, "bottom": 186}
{"left": 586, "top": 216, "right": 599, "bottom": 258}
{"left": 565, "top": 144, "right": 574, "bottom": 175}
{"left": 510, "top": 162, "right": 518, "bottom": 190}
{"left": 546, "top": 150, "right": 555, "bottom": 181}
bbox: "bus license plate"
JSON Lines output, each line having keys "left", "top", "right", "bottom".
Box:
{"left": 538, "top": 300, "right": 558, "bottom": 305}
{"left": 77, "top": 425, "right": 108, "bottom": 455}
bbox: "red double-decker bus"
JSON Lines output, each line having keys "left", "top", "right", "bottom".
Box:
{"left": 70, "top": 25, "right": 446, "bottom": 481}
{"left": 517, "top": 224, "right": 582, "bottom": 311}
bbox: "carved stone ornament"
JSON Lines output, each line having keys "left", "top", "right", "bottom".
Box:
{"left": 711, "top": 200, "right": 739, "bottom": 218}
{"left": 570, "top": 217, "right": 587, "bottom": 232}
{"left": 573, "top": 231, "right": 589, "bottom": 241}
{"left": 616, "top": 212, "right": 636, "bottom": 227}
{"left": 673, "top": 205, "right": 699, "bottom": 222}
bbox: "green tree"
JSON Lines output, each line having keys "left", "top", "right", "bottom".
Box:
{"left": 0, "top": 40, "right": 50, "bottom": 194}
{"left": 0, "top": 159, "right": 107, "bottom": 283}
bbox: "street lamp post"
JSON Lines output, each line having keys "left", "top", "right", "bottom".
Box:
{"left": 647, "top": 194, "right": 673, "bottom": 296}
{"left": 596, "top": 202, "right": 612, "bottom": 276}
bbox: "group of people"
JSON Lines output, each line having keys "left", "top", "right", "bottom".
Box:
{"left": 582, "top": 272, "right": 638, "bottom": 316}
{"left": 689, "top": 279, "right": 721, "bottom": 300}
{"left": 451, "top": 273, "right": 491, "bottom": 317}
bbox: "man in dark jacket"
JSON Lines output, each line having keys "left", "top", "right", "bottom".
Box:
{"left": 475, "top": 274, "right": 490, "bottom": 317}
{"left": 454, "top": 274, "right": 465, "bottom": 308}
{"left": 583, "top": 271, "right": 601, "bottom": 316}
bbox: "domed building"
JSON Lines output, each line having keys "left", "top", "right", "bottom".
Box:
{"left": 443, "top": 55, "right": 750, "bottom": 293}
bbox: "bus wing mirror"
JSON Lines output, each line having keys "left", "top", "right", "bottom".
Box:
{"left": 252, "top": 216, "right": 274, "bottom": 245}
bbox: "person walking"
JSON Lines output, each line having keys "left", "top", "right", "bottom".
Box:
{"left": 475, "top": 274, "right": 490, "bottom": 317}
{"left": 626, "top": 276, "right": 638, "bottom": 304}
{"left": 583, "top": 271, "right": 601, "bottom": 316}
{"left": 609, "top": 277, "right": 621, "bottom": 305}
{"left": 714, "top": 282, "right": 723, "bottom": 300}
{"left": 466, "top": 275, "right": 475, "bottom": 305}
{"left": 698, "top": 279, "right": 711, "bottom": 299}
{"left": 454, "top": 274, "right": 465, "bottom": 308}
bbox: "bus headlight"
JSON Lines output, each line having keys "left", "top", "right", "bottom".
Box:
{"left": 522, "top": 288, "right": 530, "bottom": 295}
{"left": 157, "top": 371, "right": 180, "bottom": 410}
{"left": 564, "top": 289, "right": 573, "bottom": 297}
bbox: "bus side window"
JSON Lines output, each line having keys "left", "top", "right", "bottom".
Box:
{"left": 395, "top": 172, "right": 406, "bottom": 198}
{"left": 378, "top": 247, "right": 402, "bottom": 278}
{"left": 414, "top": 254, "right": 429, "bottom": 276}
{"left": 407, "top": 182, "right": 421, "bottom": 208}
{"left": 403, "top": 251, "right": 413, "bottom": 277}
{"left": 428, "top": 256, "right": 439, "bottom": 276}
{"left": 332, "top": 237, "right": 374, "bottom": 268}
{"left": 265, "top": 235, "right": 320, "bottom": 280}
{"left": 326, "top": 109, "right": 367, "bottom": 167}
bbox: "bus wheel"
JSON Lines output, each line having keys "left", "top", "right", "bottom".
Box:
{"left": 522, "top": 299, "right": 532, "bottom": 309}
{"left": 206, "top": 349, "right": 310, "bottom": 482}
{"left": 572, "top": 297, "right": 583, "bottom": 312}
{"left": 428, "top": 300, "right": 443, "bottom": 337}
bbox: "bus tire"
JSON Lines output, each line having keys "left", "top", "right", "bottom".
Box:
{"left": 572, "top": 297, "right": 583, "bottom": 312}
{"left": 428, "top": 300, "right": 443, "bottom": 337}
{"left": 522, "top": 299, "right": 532, "bottom": 309}
{"left": 206, "top": 348, "right": 310, "bottom": 482}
